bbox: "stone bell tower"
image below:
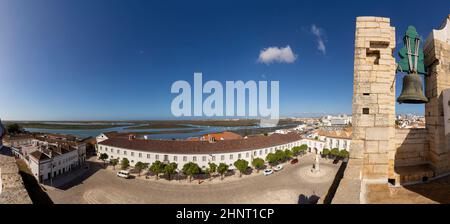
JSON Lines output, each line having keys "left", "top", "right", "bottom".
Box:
{"left": 424, "top": 15, "right": 450, "bottom": 176}
{"left": 351, "top": 17, "right": 397, "bottom": 182}
{"left": 334, "top": 15, "right": 450, "bottom": 204}
{"left": 333, "top": 17, "right": 397, "bottom": 203}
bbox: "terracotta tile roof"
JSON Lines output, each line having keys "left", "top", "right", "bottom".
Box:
{"left": 29, "top": 144, "right": 77, "bottom": 161}
{"left": 317, "top": 128, "right": 352, "bottom": 139}
{"left": 29, "top": 151, "right": 50, "bottom": 161}
{"left": 99, "top": 133, "right": 302, "bottom": 154}
{"left": 4, "top": 135, "right": 35, "bottom": 141}
{"left": 104, "top": 131, "right": 133, "bottom": 139}
{"left": 201, "top": 131, "right": 243, "bottom": 141}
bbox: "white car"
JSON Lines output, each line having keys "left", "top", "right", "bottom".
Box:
{"left": 274, "top": 164, "right": 283, "bottom": 171}
{"left": 263, "top": 169, "right": 273, "bottom": 176}
{"left": 117, "top": 170, "right": 130, "bottom": 179}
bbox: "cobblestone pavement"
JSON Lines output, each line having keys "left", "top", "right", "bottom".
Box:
{"left": 46, "top": 154, "right": 340, "bottom": 204}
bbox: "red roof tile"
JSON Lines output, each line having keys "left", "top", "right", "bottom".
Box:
{"left": 99, "top": 133, "right": 302, "bottom": 154}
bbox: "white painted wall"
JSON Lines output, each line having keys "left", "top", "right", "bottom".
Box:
{"left": 97, "top": 139, "right": 312, "bottom": 169}
{"left": 29, "top": 148, "right": 81, "bottom": 181}
{"left": 96, "top": 133, "right": 109, "bottom": 143}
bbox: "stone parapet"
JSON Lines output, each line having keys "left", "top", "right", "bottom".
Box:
{"left": 332, "top": 159, "right": 363, "bottom": 204}
{"left": 0, "top": 155, "right": 32, "bottom": 204}
{"left": 394, "top": 128, "right": 429, "bottom": 168}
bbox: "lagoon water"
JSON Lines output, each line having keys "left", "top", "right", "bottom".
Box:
{"left": 25, "top": 125, "right": 262, "bottom": 140}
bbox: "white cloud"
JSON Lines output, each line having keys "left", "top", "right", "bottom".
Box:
{"left": 257, "top": 45, "right": 297, "bottom": 64}
{"left": 311, "top": 24, "right": 327, "bottom": 55}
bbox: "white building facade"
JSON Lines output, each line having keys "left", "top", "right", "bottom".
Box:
{"left": 10, "top": 138, "right": 88, "bottom": 183}
{"left": 96, "top": 133, "right": 321, "bottom": 169}
{"left": 29, "top": 147, "right": 82, "bottom": 183}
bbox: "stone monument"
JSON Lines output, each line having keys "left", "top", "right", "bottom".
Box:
{"left": 311, "top": 153, "right": 320, "bottom": 173}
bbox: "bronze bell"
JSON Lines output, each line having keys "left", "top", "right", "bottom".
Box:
{"left": 397, "top": 73, "right": 428, "bottom": 104}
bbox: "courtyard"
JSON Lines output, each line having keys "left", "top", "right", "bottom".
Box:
{"left": 45, "top": 154, "right": 341, "bottom": 204}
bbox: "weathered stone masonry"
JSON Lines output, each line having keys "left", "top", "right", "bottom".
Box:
{"left": 351, "top": 16, "right": 397, "bottom": 182}
{"left": 334, "top": 15, "right": 450, "bottom": 204}
{"left": 0, "top": 155, "right": 32, "bottom": 204}
{"left": 424, "top": 15, "right": 450, "bottom": 176}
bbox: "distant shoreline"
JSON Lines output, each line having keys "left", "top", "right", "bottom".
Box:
{"left": 5, "top": 119, "right": 304, "bottom": 130}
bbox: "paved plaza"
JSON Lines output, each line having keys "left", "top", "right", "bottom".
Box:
{"left": 46, "top": 154, "right": 340, "bottom": 204}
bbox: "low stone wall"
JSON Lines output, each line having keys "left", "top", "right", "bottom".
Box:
{"left": 394, "top": 128, "right": 429, "bottom": 167}
{"left": 0, "top": 155, "right": 32, "bottom": 204}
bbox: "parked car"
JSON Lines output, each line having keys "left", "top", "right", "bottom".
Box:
{"left": 117, "top": 170, "right": 130, "bottom": 179}
{"left": 263, "top": 169, "right": 273, "bottom": 176}
{"left": 290, "top": 159, "right": 299, "bottom": 165}
{"left": 274, "top": 164, "right": 283, "bottom": 171}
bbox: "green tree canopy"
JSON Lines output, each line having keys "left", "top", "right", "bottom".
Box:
{"left": 299, "top": 144, "right": 308, "bottom": 151}
{"left": 134, "top": 161, "right": 148, "bottom": 176}
{"left": 99, "top": 153, "right": 108, "bottom": 163}
{"left": 233, "top": 159, "right": 249, "bottom": 177}
{"left": 339, "top": 149, "right": 349, "bottom": 159}
{"left": 6, "top": 123, "right": 23, "bottom": 135}
{"left": 266, "top": 153, "right": 278, "bottom": 165}
{"left": 149, "top": 160, "right": 164, "bottom": 180}
{"left": 322, "top": 148, "right": 330, "bottom": 156}
{"left": 207, "top": 162, "right": 217, "bottom": 180}
{"left": 110, "top": 158, "right": 119, "bottom": 170}
{"left": 217, "top": 163, "right": 229, "bottom": 180}
{"left": 208, "top": 163, "right": 217, "bottom": 174}
{"left": 120, "top": 158, "right": 130, "bottom": 170}
{"left": 275, "top": 150, "right": 286, "bottom": 162}
{"left": 182, "top": 162, "right": 200, "bottom": 182}
{"left": 164, "top": 162, "right": 178, "bottom": 180}
{"left": 292, "top": 146, "right": 301, "bottom": 156}
{"left": 284, "top": 149, "right": 293, "bottom": 159}
{"left": 99, "top": 153, "right": 109, "bottom": 167}
{"left": 330, "top": 148, "right": 340, "bottom": 157}
{"left": 251, "top": 158, "right": 265, "bottom": 172}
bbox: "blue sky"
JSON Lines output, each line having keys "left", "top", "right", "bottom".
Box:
{"left": 0, "top": 0, "right": 449, "bottom": 120}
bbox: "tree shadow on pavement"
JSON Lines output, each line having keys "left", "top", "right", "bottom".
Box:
{"left": 298, "top": 194, "right": 320, "bottom": 204}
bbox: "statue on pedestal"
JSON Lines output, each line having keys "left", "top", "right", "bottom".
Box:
{"left": 311, "top": 153, "right": 320, "bottom": 173}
